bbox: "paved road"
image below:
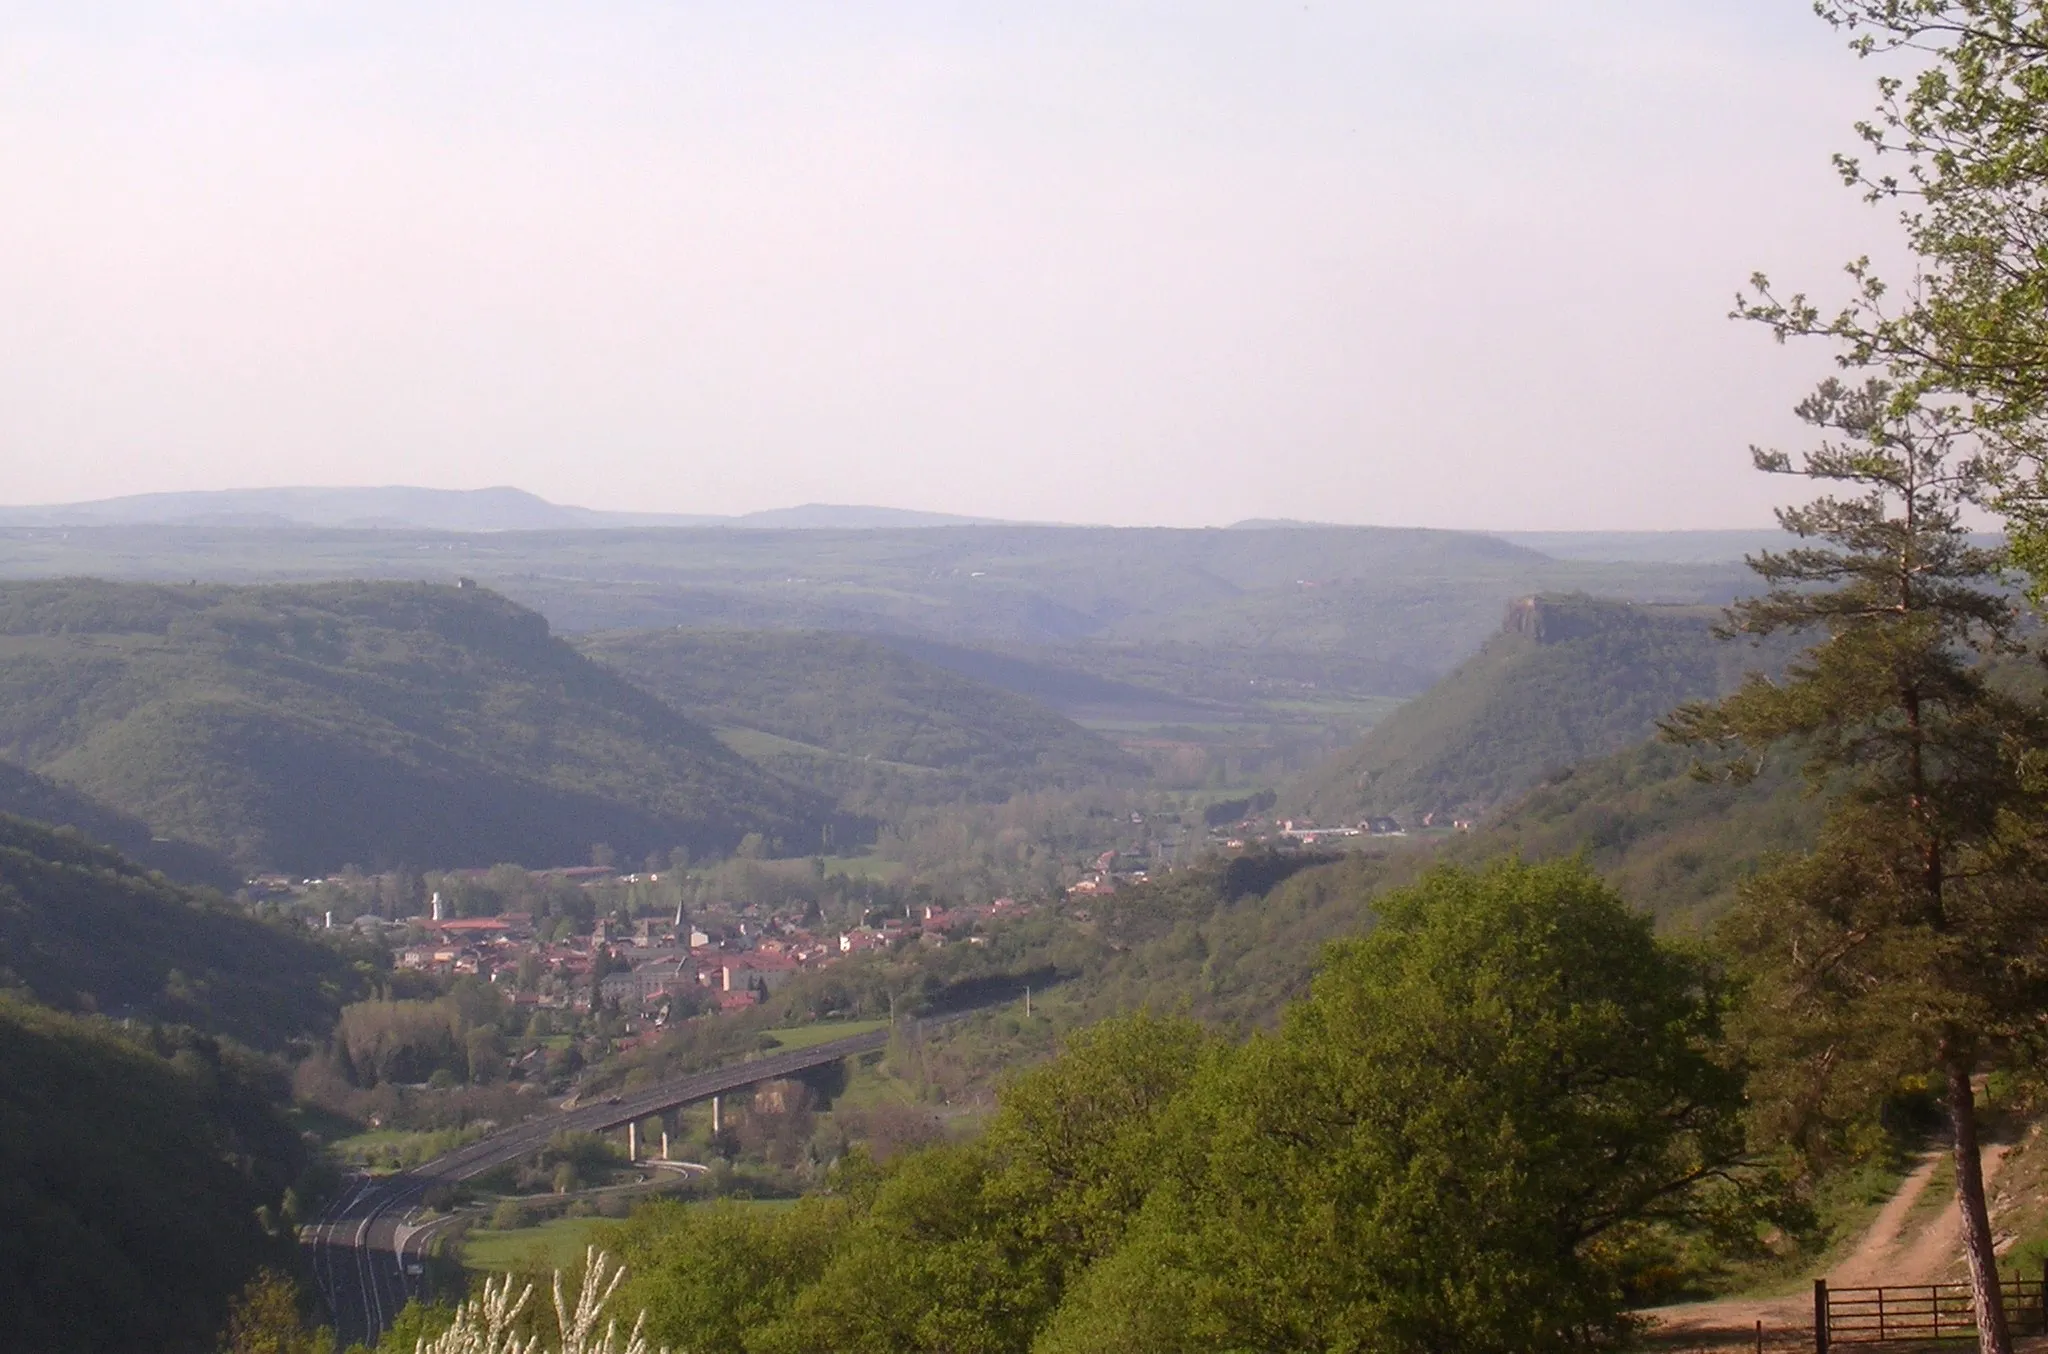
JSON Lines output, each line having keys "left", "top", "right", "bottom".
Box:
{"left": 307, "top": 1025, "right": 893, "bottom": 1346}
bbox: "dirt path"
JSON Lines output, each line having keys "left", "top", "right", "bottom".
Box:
{"left": 1643, "top": 1145, "right": 2014, "bottom": 1350}
{"left": 1832, "top": 1152, "right": 1947, "bottom": 1286}
{"left": 1891, "top": 1144, "right": 2010, "bottom": 1284}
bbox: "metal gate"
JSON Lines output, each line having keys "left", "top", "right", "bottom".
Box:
{"left": 1814, "top": 1271, "right": 2048, "bottom": 1349}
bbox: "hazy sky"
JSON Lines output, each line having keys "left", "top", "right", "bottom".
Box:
{"left": 1, "top": 3, "right": 1904, "bottom": 528}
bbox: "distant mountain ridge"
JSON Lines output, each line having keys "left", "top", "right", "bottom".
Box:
{"left": 0, "top": 486, "right": 1011, "bottom": 532}
{"left": 3, "top": 488, "right": 1807, "bottom": 560}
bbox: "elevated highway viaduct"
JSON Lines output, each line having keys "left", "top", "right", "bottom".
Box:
{"left": 306, "top": 1025, "right": 893, "bottom": 1347}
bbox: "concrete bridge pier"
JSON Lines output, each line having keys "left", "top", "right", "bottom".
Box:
{"left": 712, "top": 1094, "right": 721, "bottom": 1135}
{"left": 627, "top": 1120, "right": 638, "bottom": 1162}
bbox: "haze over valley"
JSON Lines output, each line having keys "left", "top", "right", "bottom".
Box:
{"left": 10, "top": 4, "right": 2048, "bottom": 1353}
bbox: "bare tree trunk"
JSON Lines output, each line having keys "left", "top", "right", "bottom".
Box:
{"left": 1945, "top": 1047, "right": 2012, "bottom": 1354}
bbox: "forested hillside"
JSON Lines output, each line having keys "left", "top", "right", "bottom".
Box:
{"left": 1058, "top": 740, "right": 1816, "bottom": 1035}
{"left": 578, "top": 629, "right": 1142, "bottom": 812}
{"left": 1446, "top": 738, "right": 1820, "bottom": 932}
{"left": 1294, "top": 594, "right": 1789, "bottom": 823}
{"left": 0, "top": 813, "right": 353, "bottom": 1047}
{"left": 0, "top": 757, "right": 237, "bottom": 887}
{"left": 0, "top": 580, "right": 831, "bottom": 871}
{"left": 0, "top": 996, "right": 307, "bottom": 1353}
{"left": 0, "top": 526, "right": 1756, "bottom": 788}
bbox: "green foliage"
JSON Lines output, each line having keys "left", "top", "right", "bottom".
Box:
{"left": 1042, "top": 860, "right": 1752, "bottom": 1354}
{"left": 604, "top": 1196, "right": 855, "bottom": 1352}
{"left": 1668, "top": 375, "right": 2042, "bottom": 1344}
{"left": 874, "top": 786, "right": 1157, "bottom": 901}
{"left": 1736, "top": 3, "right": 2048, "bottom": 589}
{"left": 1666, "top": 379, "right": 2043, "bottom": 1140}
{"left": 371, "top": 1300, "right": 456, "bottom": 1354}
{"left": 219, "top": 1270, "right": 335, "bottom": 1354}
{"left": 0, "top": 995, "right": 304, "bottom": 1353}
{"left": 1449, "top": 738, "right": 1822, "bottom": 931}
{"left": 588, "top": 866, "right": 1748, "bottom": 1353}
{"left": 0, "top": 579, "right": 830, "bottom": 871}
{"left": 752, "top": 1146, "right": 1038, "bottom": 1354}
{"left": 1296, "top": 594, "right": 1792, "bottom": 823}
{"left": 333, "top": 986, "right": 510, "bottom": 1087}
{"left": 739, "top": 1015, "right": 1210, "bottom": 1353}
{"left": 978, "top": 1013, "right": 1211, "bottom": 1280}
{"left": 0, "top": 811, "right": 350, "bottom": 1046}
{"left": 578, "top": 628, "right": 1141, "bottom": 814}
{"left": 0, "top": 756, "right": 238, "bottom": 887}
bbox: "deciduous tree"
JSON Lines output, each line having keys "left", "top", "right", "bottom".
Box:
{"left": 1740, "top": 2, "right": 2048, "bottom": 583}
{"left": 1041, "top": 860, "right": 1752, "bottom": 1354}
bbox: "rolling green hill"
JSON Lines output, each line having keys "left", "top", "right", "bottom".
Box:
{"left": 0, "top": 995, "right": 306, "bottom": 1353}
{"left": 0, "top": 579, "right": 830, "bottom": 872}
{"left": 0, "top": 522, "right": 1755, "bottom": 787}
{"left": 1444, "top": 737, "right": 1818, "bottom": 932}
{"left": 0, "top": 757, "right": 239, "bottom": 888}
{"left": 578, "top": 629, "right": 1144, "bottom": 811}
{"left": 1037, "top": 742, "right": 1816, "bottom": 1044}
{"left": 1292, "top": 594, "right": 1790, "bottom": 824}
{"left": 0, "top": 821, "right": 336, "bottom": 1348}
{"left": 0, "top": 813, "right": 352, "bottom": 1047}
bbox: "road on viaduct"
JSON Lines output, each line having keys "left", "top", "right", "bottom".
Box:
{"left": 305, "top": 1025, "right": 894, "bottom": 1347}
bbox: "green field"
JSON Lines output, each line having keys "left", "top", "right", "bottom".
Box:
{"left": 462, "top": 1199, "right": 803, "bottom": 1272}
{"left": 759, "top": 1018, "right": 890, "bottom": 1051}
{"left": 330, "top": 1125, "right": 487, "bottom": 1169}
{"left": 461, "top": 1217, "right": 614, "bottom": 1272}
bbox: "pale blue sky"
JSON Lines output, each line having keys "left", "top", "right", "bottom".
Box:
{"left": 0, "top": 3, "right": 1900, "bottom": 527}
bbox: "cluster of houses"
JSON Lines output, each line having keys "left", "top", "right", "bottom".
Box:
{"left": 359, "top": 892, "right": 1033, "bottom": 1021}
{"left": 1064, "top": 849, "right": 1154, "bottom": 898}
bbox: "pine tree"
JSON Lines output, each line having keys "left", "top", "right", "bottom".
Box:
{"left": 1667, "top": 379, "right": 2048, "bottom": 1354}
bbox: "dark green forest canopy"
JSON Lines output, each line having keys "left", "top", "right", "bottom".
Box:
{"left": 0, "top": 813, "right": 351, "bottom": 1047}
{"left": 1293, "top": 594, "right": 1795, "bottom": 824}
{"left": 0, "top": 996, "right": 304, "bottom": 1354}
{"left": 0, "top": 756, "right": 237, "bottom": 887}
{"left": 577, "top": 628, "right": 1141, "bottom": 809}
{"left": 0, "top": 578, "right": 832, "bottom": 871}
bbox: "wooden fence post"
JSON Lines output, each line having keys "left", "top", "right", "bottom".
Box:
{"left": 1814, "top": 1278, "right": 1829, "bottom": 1354}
